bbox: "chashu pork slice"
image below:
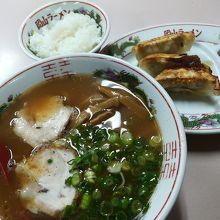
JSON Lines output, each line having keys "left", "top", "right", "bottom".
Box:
{"left": 132, "top": 32, "right": 195, "bottom": 60}
{"left": 155, "top": 66, "right": 220, "bottom": 95}
{"left": 139, "top": 53, "right": 202, "bottom": 77}
{"left": 12, "top": 96, "right": 75, "bottom": 147}
{"left": 15, "top": 146, "right": 76, "bottom": 217}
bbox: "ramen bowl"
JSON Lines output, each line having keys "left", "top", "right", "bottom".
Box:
{"left": 19, "top": 1, "right": 110, "bottom": 60}
{"left": 0, "top": 54, "right": 186, "bottom": 220}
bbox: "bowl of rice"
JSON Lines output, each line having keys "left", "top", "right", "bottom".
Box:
{"left": 19, "top": 1, "right": 110, "bottom": 60}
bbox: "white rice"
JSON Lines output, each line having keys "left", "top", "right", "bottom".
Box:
{"left": 29, "top": 13, "right": 102, "bottom": 58}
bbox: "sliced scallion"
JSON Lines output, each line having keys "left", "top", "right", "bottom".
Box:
{"left": 68, "top": 170, "right": 80, "bottom": 186}
{"left": 131, "top": 200, "right": 143, "bottom": 214}
{"left": 92, "top": 189, "right": 102, "bottom": 200}
{"left": 144, "top": 152, "right": 155, "bottom": 161}
{"left": 137, "top": 155, "right": 146, "bottom": 166}
{"left": 62, "top": 204, "right": 75, "bottom": 219}
{"left": 149, "top": 135, "right": 162, "bottom": 147}
{"left": 100, "top": 201, "right": 113, "bottom": 216}
{"left": 80, "top": 193, "right": 91, "bottom": 210}
{"left": 121, "top": 197, "right": 129, "bottom": 209}
{"left": 115, "top": 211, "right": 128, "bottom": 220}
{"left": 108, "top": 131, "right": 120, "bottom": 143}
{"left": 102, "top": 176, "right": 115, "bottom": 188}
{"left": 84, "top": 170, "right": 96, "bottom": 183}
{"left": 120, "top": 131, "right": 133, "bottom": 145}
{"left": 91, "top": 153, "right": 99, "bottom": 163}
{"left": 107, "top": 161, "right": 122, "bottom": 173}
{"left": 111, "top": 197, "right": 121, "bottom": 207}
{"left": 122, "top": 160, "right": 131, "bottom": 171}
{"left": 92, "top": 164, "right": 102, "bottom": 173}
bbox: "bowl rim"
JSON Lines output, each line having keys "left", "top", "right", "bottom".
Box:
{"left": 18, "top": 0, "right": 110, "bottom": 60}
{"left": 0, "top": 53, "right": 187, "bottom": 220}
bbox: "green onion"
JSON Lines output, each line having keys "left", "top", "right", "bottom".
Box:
{"left": 101, "top": 176, "right": 115, "bottom": 188}
{"left": 121, "top": 197, "right": 129, "bottom": 209}
{"left": 133, "top": 138, "right": 145, "bottom": 150}
{"left": 137, "top": 155, "right": 146, "bottom": 166}
{"left": 53, "top": 138, "right": 68, "bottom": 147}
{"left": 65, "top": 177, "right": 72, "bottom": 186}
{"left": 92, "top": 189, "right": 102, "bottom": 200}
{"left": 57, "top": 125, "right": 162, "bottom": 219}
{"left": 80, "top": 193, "right": 91, "bottom": 210}
{"left": 68, "top": 156, "right": 81, "bottom": 166}
{"left": 92, "top": 164, "right": 103, "bottom": 173}
{"left": 71, "top": 171, "right": 80, "bottom": 186}
{"left": 149, "top": 135, "right": 162, "bottom": 147}
{"left": 108, "top": 130, "right": 120, "bottom": 143}
{"left": 113, "top": 186, "right": 131, "bottom": 197}
{"left": 111, "top": 197, "right": 121, "bottom": 207}
{"left": 115, "top": 211, "right": 128, "bottom": 220}
{"left": 142, "top": 203, "right": 150, "bottom": 213}
{"left": 144, "top": 152, "right": 155, "bottom": 161}
{"left": 101, "top": 143, "right": 110, "bottom": 151}
{"left": 65, "top": 170, "right": 80, "bottom": 187}
{"left": 69, "top": 128, "right": 79, "bottom": 137}
{"left": 138, "top": 186, "right": 148, "bottom": 197}
{"left": 100, "top": 201, "right": 113, "bottom": 216}
{"left": 75, "top": 213, "right": 89, "bottom": 220}
{"left": 94, "top": 128, "right": 108, "bottom": 142}
{"left": 120, "top": 131, "right": 133, "bottom": 145}
{"left": 131, "top": 167, "right": 142, "bottom": 176}
{"left": 122, "top": 160, "right": 131, "bottom": 171}
{"left": 62, "top": 204, "right": 75, "bottom": 219}
{"left": 107, "top": 161, "right": 122, "bottom": 173}
{"left": 84, "top": 170, "right": 96, "bottom": 183}
{"left": 91, "top": 153, "right": 99, "bottom": 163}
{"left": 47, "top": 158, "right": 53, "bottom": 164}
{"left": 104, "top": 150, "right": 116, "bottom": 162}
{"left": 131, "top": 200, "right": 143, "bottom": 214}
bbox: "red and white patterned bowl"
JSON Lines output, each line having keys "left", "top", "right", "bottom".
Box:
{"left": 0, "top": 53, "right": 187, "bottom": 220}
{"left": 19, "top": 1, "right": 110, "bottom": 60}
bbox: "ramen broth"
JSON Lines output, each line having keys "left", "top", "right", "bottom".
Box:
{"left": 0, "top": 74, "right": 162, "bottom": 219}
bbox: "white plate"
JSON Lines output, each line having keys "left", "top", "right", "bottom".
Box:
{"left": 101, "top": 23, "right": 220, "bottom": 134}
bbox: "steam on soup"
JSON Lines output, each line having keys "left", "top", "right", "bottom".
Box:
{"left": 0, "top": 74, "right": 163, "bottom": 220}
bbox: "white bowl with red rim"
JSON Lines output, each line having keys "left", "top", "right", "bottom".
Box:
{"left": 0, "top": 53, "right": 187, "bottom": 219}
{"left": 19, "top": 0, "right": 110, "bottom": 60}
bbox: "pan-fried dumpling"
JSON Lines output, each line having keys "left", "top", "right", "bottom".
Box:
{"left": 155, "top": 66, "right": 220, "bottom": 95}
{"left": 139, "top": 53, "right": 202, "bottom": 77}
{"left": 132, "top": 32, "right": 195, "bottom": 60}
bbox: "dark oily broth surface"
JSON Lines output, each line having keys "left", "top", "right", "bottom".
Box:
{"left": 0, "top": 74, "right": 162, "bottom": 219}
